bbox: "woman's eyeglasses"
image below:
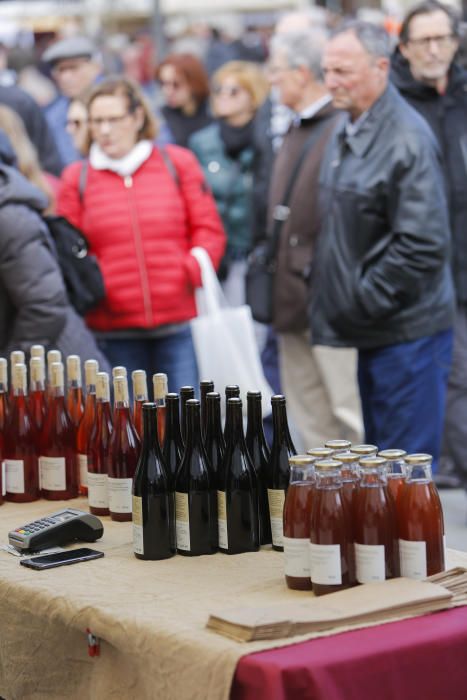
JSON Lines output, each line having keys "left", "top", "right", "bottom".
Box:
{"left": 212, "top": 85, "right": 242, "bottom": 98}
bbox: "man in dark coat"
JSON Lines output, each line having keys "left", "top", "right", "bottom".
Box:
{"left": 391, "top": 0, "right": 467, "bottom": 486}
{"left": 310, "top": 21, "right": 455, "bottom": 468}
{"left": 267, "top": 28, "right": 362, "bottom": 449}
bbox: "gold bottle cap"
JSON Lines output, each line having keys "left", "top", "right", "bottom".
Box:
{"left": 350, "top": 444, "right": 378, "bottom": 456}
{"left": 289, "top": 454, "right": 315, "bottom": 466}
{"left": 378, "top": 449, "right": 407, "bottom": 460}
{"left": 30, "top": 356, "right": 45, "bottom": 384}
{"left": 10, "top": 350, "right": 25, "bottom": 366}
{"left": 359, "top": 456, "right": 388, "bottom": 469}
{"left": 334, "top": 451, "right": 360, "bottom": 464}
{"left": 112, "top": 365, "right": 127, "bottom": 379}
{"left": 84, "top": 359, "right": 99, "bottom": 387}
{"left": 0, "top": 357, "right": 7, "bottom": 386}
{"left": 30, "top": 344, "right": 45, "bottom": 360}
{"left": 307, "top": 447, "right": 334, "bottom": 459}
{"left": 132, "top": 369, "right": 148, "bottom": 399}
{"left": 404, "top": 453, "right": 432, "bottom": 465}
{"left": 153, "top": 372, "right": 168, "bottom": 400}
{"left": 51, "top": 361, "right": 64, "bottom": 389}
{"left": 314, "top": 459, "right": 343, "bottom": 471}
{"left": 324, "top": 439, "right": 352, "bottom": 450}
{"left": 12, "top": 362, "right": 27, "bottom": 392}
{"left": 114, "top": 375, "right": 129, "bottom": 404}
{"left": 96, "top": 372, "right": 110, "bottom": 401}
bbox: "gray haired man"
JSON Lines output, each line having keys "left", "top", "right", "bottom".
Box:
{"left": 311, "top": 22, "right": 455, "bottom": 466}
{"left": 267, "top": 29, "right": 363, "bottom": 449}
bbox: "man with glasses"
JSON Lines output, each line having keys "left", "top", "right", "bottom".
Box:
{"left": 43, "top": 36, "right": 102, "bottom": 165}
{"left": 392, "top": 1, "right": 467, "bottom": 488}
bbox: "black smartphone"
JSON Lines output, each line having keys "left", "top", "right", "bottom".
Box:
{"left": 20, "top": 547, "right": 104, "bottom": 570}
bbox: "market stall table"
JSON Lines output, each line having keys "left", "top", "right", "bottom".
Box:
{"left": 0, "top": 498, "right": 466, "bottom": 700}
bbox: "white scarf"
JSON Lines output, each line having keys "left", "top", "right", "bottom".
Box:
{"left": 89, "top": 140, "right": 153, "bottom": 177}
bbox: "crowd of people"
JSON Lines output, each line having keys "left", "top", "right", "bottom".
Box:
{"left": 0, "top": 2, "right": 466, "bottom": 491}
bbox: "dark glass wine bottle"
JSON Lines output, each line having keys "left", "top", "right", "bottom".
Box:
{"left": 153, "top": 373, "right": 168, "bottom": 447}
{"left": 175, "top": 399, "right": 217, "bottom": 556}
{"left": 200, "top": 380, "right": 214, "bottom": 440}
{"left": 180, "top": 386, "right": 195, "bottom": 443}
{"left": 218, "top": 397, "right": 259, "bottom": 554}
{"left": 268, "top": 394, "right": 297, "bottom": 551}
{"left": 245, "top": 391, "right": 272, "bottom": 545}
{"left": 163, "top": 392, "right": 184, "bottom": 487}
{"left": 40, "top": 361, "right": 77, "bottom": 500}
{"left": 132, "top": 369, "right": 148, "bottom": 439}
{"left": 76, "top": 359, "right": 99, "bottom": 497}
{"left": 107, "top": 374, "right": 140, "bottom": 522}
{"left": 133, "top": 402, "right": 175, "bottom": 560}
{"left": 224, "top": 385, "right": 240, "bottom": 438}
{"left": 4, "top": 363, "right": 39, "bottom": 502}
{"left": 87, "top": 372, "right": 113, "bottom": 516}
{"left": 204, "top": 392, "right": 225, "bottom": 478}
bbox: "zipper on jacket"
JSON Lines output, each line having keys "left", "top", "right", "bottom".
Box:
{"left": 124, "top": 175, "right": 154, "bottom": 327}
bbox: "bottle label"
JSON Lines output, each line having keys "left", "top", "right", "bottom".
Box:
{"left": 399, "top": 539, "right": 427, "bottom": 579}
{"left": 283, "top": 537, "right": 311, "bottom": 578}
{"left": 5, "top": 459, "right": 25, "bottom": 494}
{"left": 132, "top": 495, "right": 144, "bottom": 555}
{"left": 309, "top": 542, "right": 342, "bottom": 585}
{"left": 40, "top": 456, "right": 66, "bottom": 491}
{"left": 108, "top": 477, "right": 133, "bottom": 514}
{"left": 175, "top": 491, "right": 191, "bottom": 551}
{"left": 355, "top": 543, "right": 386, "bottom": 583}
{"left": 217, "top": 490, "right": 228, "bottom": 549}
{"left": 88, "top": 473, "right": 108, "bottom": 508}
{"left": 267, "top": 489, "right": 285, "bottom": 547}
{"left": 78, "top": 453, "right": 88, "bottom": 488}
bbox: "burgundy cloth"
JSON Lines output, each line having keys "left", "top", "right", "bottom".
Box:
{"left": 232, "top": 606, "right": 467, "bottom": 700}
{"left": 57, "top": 146, "right": 225, "bottom": 331}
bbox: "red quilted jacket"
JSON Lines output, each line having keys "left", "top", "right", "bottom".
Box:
{"left": 57, "top": 145, "right": 226, "bottom": 331}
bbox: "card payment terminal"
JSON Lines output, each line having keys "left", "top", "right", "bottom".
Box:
{"left": 8, "top": 509, "right": 104, "bottom": 551}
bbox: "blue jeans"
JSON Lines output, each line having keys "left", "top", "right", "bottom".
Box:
{"left": 357, "top": 329, "right": 453, "bottom": 472}
{"left": 98, "top": 326, "right": 199, "bottom": 395}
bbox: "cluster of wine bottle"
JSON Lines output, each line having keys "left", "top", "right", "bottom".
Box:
{"left": 283, "top": 441, "right": 445, "bottom": 596}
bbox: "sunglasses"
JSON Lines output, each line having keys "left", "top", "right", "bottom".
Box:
{"left": 212, "top": 85, "right": 242, "bottom": 98}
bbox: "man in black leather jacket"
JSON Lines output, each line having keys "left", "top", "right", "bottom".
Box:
{"left": 310, "top": 21, "right": 455, "bottom": 468}
{"left": 391, "top": 1, "right": 467, "bottom": 485}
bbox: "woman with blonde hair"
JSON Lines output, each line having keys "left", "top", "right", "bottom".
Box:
{"left": 58, "top": 75, "right": 225, "bottom": 390}
{"left": 189, "top": 61, "right": 269, "bottom": 307}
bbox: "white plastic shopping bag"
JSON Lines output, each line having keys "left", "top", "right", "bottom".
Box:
{"left": 190, "top": 247, "right": 273, "bottom": 416}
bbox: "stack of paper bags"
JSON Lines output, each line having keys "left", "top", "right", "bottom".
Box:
{"left": 207, "top": 568, "right": 467, "bottom": 642}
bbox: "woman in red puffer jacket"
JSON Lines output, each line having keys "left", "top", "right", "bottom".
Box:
{"left": 58, "top": 76, "right": 225, "bottom": 391}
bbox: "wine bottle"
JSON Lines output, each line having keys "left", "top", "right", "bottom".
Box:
{"left": 218, "top": 397, "right": 259, "bottom": 554}
{"left": 29, "top": 356, "right": 46, "bottom": 436}
{"left": 133, "top": 402, "right": 175, "bottom": 560}
{"left": 87, "top": 371, "right": 113, "bottom": 516}
{"left": 0, "top": 357, "right": 7, "bottom": 504}
{"left": 9, "top": 350, "right": 25, "bottom": 401}
{"left": 30, "top": 344, "right": 45, "bottom": 361}
{"left": 153, "top": 373, "right": 168, "bottom": 447}
{"left": 40, "top": 361, "right": 77, "bottom": 500}
{"left": 46, "top": 349, "right": 61, "bottom": 401}
{"left": 245, "top": 391, "right": 272, "bottom": 545}
{"left": 180, "top": 386, "right": 195, "bottom": 443}
{"left": 108, "top": 374, "right": 140, "bottom": 521}
{"left": 76, "top": 359, "right": 99, "bottom": 496}
{"left": 66, "top": 355, "right": 84, "bottom": 428}
{"left": 175, "top": 399, "right": 217, "bottom": 556}
{"left": 204, "top": 392, "right": 225, "bottom": 478}
{"left": 112, "top": 365, "right": 127, "bottom": 380}
{"left": 4, "top": 363, "right": 39, "bottom": 502}
{"left": 268, "top": 395, "right": 297, "bottom": 551}
{"left": 224, "top": 385, "right": 240, "bottom": 438}
{"left": 162, "top": 393, "right": 184, "bottom": 487}
{"left": 132, "top": 369, "right": 148, "bottom": 439}
{"left": 200, "top": 380, "right": 214, "bottom": 440}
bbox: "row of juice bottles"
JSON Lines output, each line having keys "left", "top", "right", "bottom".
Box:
{"left": 283, "top": 442, "right": 445, "bottom": 596}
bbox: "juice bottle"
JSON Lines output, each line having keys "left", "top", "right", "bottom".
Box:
{"left": 310, "top": 458, "right": 351, "bottom": 596}
{"left": 350, "top": 444, "right": 378, "bottom": 458}
{"left": 379, "top": 448, "right": 407, "bottom": 507}
{"left": 398, "top": 453, "right": 445, "bottom": 578}
{"left": 333, "top": 450, "right": 360, "bottom": 584}
{"left": 354, "top": 456, "right": 398, "bottom": 582}
{"left": 324, "top": 439, "right": 352, "bottom": 454}
{"left": 283, "top": 455, "right": 315, "bottom": 590}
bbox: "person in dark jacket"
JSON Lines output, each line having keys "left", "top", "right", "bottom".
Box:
{"left": 391, "top": 0, "right": 467, "bottom": 485}
{"left": 0, "top": 129, "right": 109, "bottom": 369}
{"left": 311, "top": 21, "right": 455, "bottom": 468}
{"left": 267, "top": 29, "right": 362, "bottom": 449}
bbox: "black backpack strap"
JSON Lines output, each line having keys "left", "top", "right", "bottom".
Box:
{"left": 79, "top": 159, "right": 89, "bottom": 202}
{"left": 159, "top": 146, "right": 180, "bottom": 189}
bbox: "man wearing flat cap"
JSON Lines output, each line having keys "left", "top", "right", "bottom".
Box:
{"left": 43, "top": 36, "right": 102, "bottom": 165}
